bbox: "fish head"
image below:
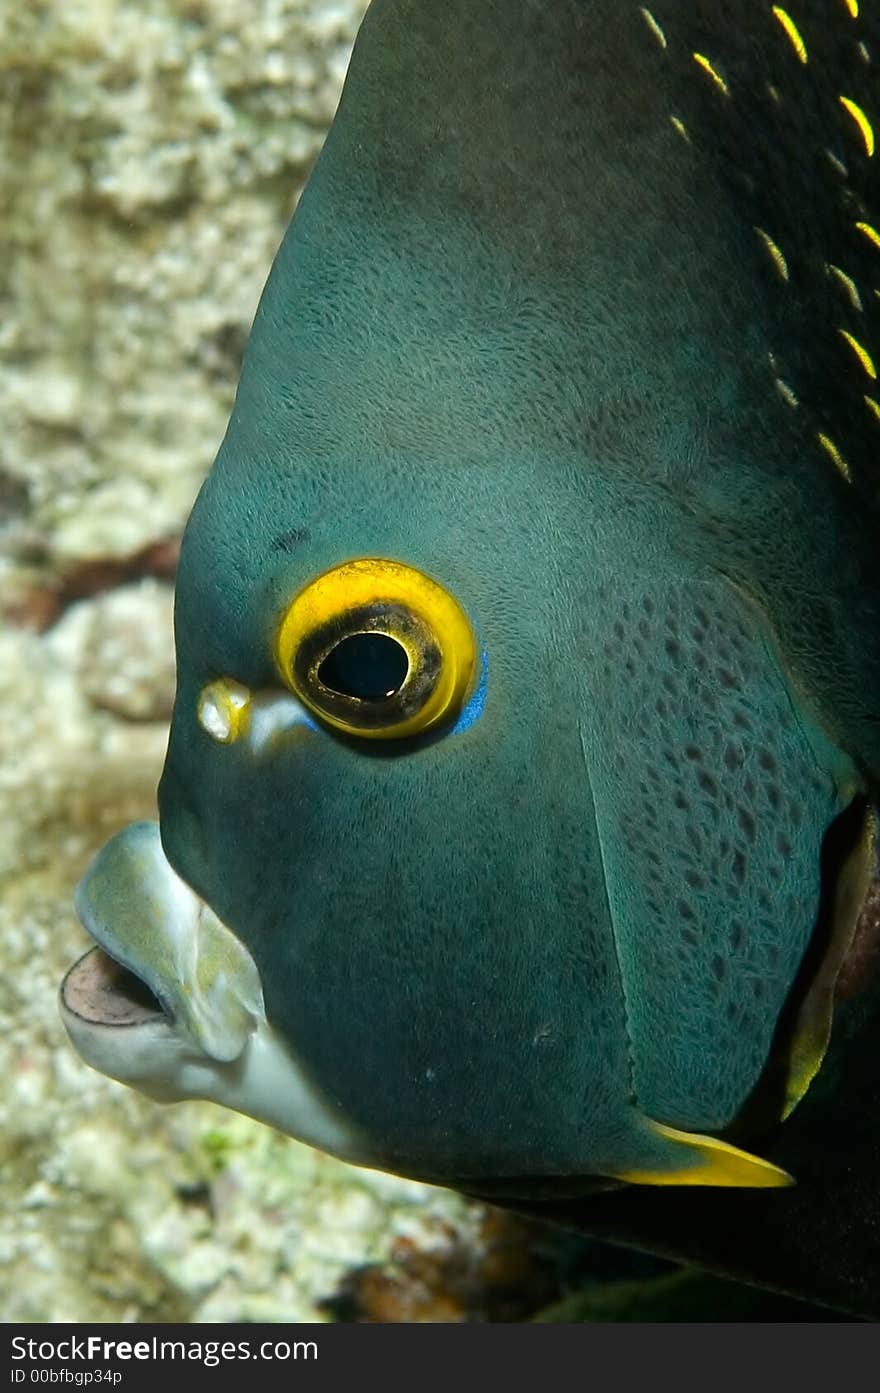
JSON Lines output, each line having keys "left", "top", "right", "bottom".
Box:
{"left": 63, "top": 438, "right": 616, "bottom": 1176}
{"left": 61, "top": 0, "right": 880, "bottom": 1193}
{"left": 61, "top": 422, "right": 873, "bottom": 1189}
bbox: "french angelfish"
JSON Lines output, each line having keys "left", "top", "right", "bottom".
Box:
{"left": 61, "top": 0, "right": 880, "bottom": 1310}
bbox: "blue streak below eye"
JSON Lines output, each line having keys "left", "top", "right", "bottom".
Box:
{"left": 450, "top": 648, "right": 488, "bottom": 735}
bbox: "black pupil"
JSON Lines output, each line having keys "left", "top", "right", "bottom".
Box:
{"left": 317, "top": 633, "right": 409, "bottom": 701}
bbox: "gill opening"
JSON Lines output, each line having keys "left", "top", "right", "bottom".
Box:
{"left": 578, "top": 719, "right": 638, "bottom": 1107}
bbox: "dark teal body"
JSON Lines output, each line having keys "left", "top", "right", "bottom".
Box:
{"left": 159, "top": 1, "right": 880, "bottom": 1186}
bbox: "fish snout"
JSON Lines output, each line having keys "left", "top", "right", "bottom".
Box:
{"left": 60, "top": 821, "right": 265, "bottom": 1089}
{"left": 59, "top": 820, "right": 371, "bottom": 1162}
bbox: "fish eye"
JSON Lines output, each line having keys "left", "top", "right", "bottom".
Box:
{"left": 317, "top": 632, "right": 409, "bottom": 700}
{"left": 274, "top": 557, "right": 477, "bottom": 739}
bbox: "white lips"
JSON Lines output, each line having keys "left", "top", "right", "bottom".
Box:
{"left": 69, "top": 819, "right": 264, "bottom": 1061}
{"left": 60, "top": 820, "right": 369, "bottom": 1163}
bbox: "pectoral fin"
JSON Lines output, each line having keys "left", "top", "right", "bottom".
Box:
{"left": 612, "top": 1119, "right": 793, "bottom": 1189}
{"left": 780, "top": 802, "right": 877, "bottom": 1119}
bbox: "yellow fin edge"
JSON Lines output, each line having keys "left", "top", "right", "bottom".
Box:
{"left": 614, "top": 1120, "right": 794, "bottom": 1188}
{"left": 781, "top": 804, "right": 876, "bottom": 1119}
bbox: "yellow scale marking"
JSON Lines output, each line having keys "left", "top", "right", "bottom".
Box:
{"left": 856, "top": 220, "right": 880, "bottom": 250}
{"left": 839, "top": 329, "right": 878, "bottom": 378}
{"left": 839, "top": 97, "right": 875, "bottom": 157}
{"left": 755, "top": 227, "right": 789, "bottom": 281}
{"left": 772, "top": 7, "right": 808, "bottom": 63}
{"left": 693, "top": 52, "right": 729, "bottom": 95}
{"left": 680, "top": 5, "right": 870, "bottom": 492}
{"left": 774, "top": 377, "right": 799, "bottom": 408}
{"left": 640, "top": 7, "right": 667, "bottom": 49}
{"left": 817, "top": 433, "right": 852, "bottom": 482}
{"left": 827, "top": 263, "right": 863, "bottom": 311}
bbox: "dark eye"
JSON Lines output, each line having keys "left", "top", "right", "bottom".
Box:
{"left": 317, "top": 633, "right": 409, "bottom": 700}
{"left": 274, "top": 557, "right": 476, "bottom": 740}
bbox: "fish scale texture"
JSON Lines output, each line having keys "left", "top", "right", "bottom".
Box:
{"left": 581, "top": 574, "right": 850, "bottom": 1129}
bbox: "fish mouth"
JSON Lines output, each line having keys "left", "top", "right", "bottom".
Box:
{"left": 59, "top": 820, "right": 369, "bottom": 1162}
{"left": 59, "top": 820, "right": 266, "bottom": 1097}
{"left": 61, "top": 946, "right": 167, "bottom": 1030}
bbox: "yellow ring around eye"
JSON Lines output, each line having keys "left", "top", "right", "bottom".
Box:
{"left": 274, "top": 557, "right": 476, "bottom": 739}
